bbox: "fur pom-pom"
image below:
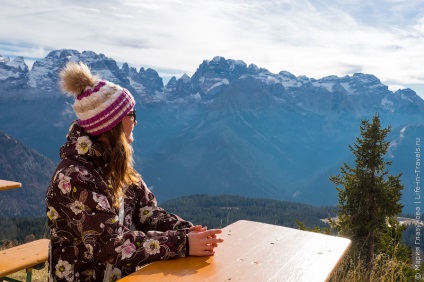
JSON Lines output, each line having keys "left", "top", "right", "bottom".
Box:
{"left": 59, "top": 61, "right": 96, "bottom": 96}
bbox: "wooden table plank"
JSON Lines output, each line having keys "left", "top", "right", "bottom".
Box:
{"left": 118, "top": 220, "right": 351, "bottom": 282}
{"left": 0, "top": 179, "right": 22, "bottom": 191}
{"left": 0, "top": 239, "right": 50, "bottom": 278}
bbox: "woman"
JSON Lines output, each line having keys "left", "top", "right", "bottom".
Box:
{"left": 46, "top": 61, "right": 223, "bottom": 281}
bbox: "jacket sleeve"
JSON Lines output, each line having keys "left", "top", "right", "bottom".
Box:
{"left": 46, "top": 163, "right": 188, "bottom": 271}
{"left": 132, "top": 181, "right": 193, "bottom": 232}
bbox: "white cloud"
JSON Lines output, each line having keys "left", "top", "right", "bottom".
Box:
{"left": 0, "top": 0, "right": 423, "bottom": 98}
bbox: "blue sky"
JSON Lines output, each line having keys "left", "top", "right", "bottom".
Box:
{"left": 1, "top": 0, "right": 424, "bottom": 98}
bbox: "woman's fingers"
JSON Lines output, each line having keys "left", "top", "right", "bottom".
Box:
{"left": 203, "top": 236, "right": 224, "bottom": 244}
{"left": 202, "top": 229, "right": 222, "bottom": 237}
{"left": 187, "top": 229, "right": 224, "bottom": 256}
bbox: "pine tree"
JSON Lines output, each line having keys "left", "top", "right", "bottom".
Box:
{"left": 379, "top": 217, "right": 411, "bottom": 263}
{"left": 330, "top": 114, "right": 404, "bottom": 264}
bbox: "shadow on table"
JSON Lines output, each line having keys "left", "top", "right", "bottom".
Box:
{"left": 130, "top": 256, "right": 212, "bottom": 278}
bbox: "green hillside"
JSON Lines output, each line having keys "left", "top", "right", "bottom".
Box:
{"left": 160, "top": 194, "right": 335, "bottom": 229}
{"left": 1, "top": 194, "right": 335, "bottom": 244}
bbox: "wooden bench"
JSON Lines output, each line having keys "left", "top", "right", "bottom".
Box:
{"left": 118, "top": 220, "right": 351, "bottom": 282}
{"left": 0, "top": 239, "right": 50, "bottom": 282}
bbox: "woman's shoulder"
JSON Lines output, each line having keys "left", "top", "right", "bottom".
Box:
{"left": 51, "top": 158, "right": 109, "bottom": 192}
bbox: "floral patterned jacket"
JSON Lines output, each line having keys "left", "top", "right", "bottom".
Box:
{"left": 46, "top": 122, "right": 193, "bottom": 281}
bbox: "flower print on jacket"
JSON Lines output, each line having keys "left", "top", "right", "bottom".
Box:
{"left": 143, "top": 239, "right": 160, "bottom": 255}
{"left": 74, "top": 166, "right": 89, "bottom": 176}
{"left": 50, "top": 228, "right": 58, "bottom": 239}
{"left": 84, "top": 244, "right": 94, "bottom": 260}
{"left": 47, "top": 206, "right": 59, "bottom": 221}
{"left": 139, "top": 206, "right": 154, "bottom": 223}
{"left": 124, "top": 214, "right": 132, "bottom": 226}
{"left": 69, "top": 200, "right": 86, "bottom": 215}
{"left": 46, "top": 122, "right": 193, "bottom": 281}
{"left": 93, "top": 192, "right": 112, "bottom": 211}
{"left": 81, "top": 269, "right": 96, "bottom": 281}
{"left": 76, "top": 135, "right": 92, "bottom": 154}
{"left": 57, "top": 173, "right": 72, "bottom": 194}
{"left": 55, "top": 259, "right": 74, "bottom": 281}
{"left": 115, "top": 239, "right": 137, "bottom": 260}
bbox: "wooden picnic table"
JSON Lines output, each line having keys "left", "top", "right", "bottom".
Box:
{"left": 0, "top": 179, "right": 50, "bottom": 282}
{"left": 0, "top": 239, "right": 50, "bottom": 280}
{"left": 118, "top": 220, "right": 351, "bottom": 282}
{"left": 0, "top": 179, "right": 22, "bottom": 191}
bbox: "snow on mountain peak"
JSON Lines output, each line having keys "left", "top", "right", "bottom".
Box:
{"left": 1, "top": 50, "right": 423, "bottom": 117}
{"left": 0, "top": 55, "right": 10, "bottom": 63}
{"left": 278, "top": 71, "right": 296, "bottom": 79}
{"left": 312, "top": 81, "right": 334, "bottom": 92}
{"left": 11, "top": 56, "right": 26, "bottom": 66}
{"left": 0, "top": 55, "right": 28, "bottom": 69}
{"left": 0, "top": 55, "right": 29, "bottom": 82}
{"left": 228, "top": 59, "right": 246, "bottom": 71}
{"left": 381, "top": 97, "right": 394, "bottom": 111}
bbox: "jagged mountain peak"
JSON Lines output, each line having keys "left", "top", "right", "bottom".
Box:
{"left": 395, "top": 88, "right": 418, "bottom": 98}
{"left": 165, "top": 76, "right": 178, "bottom": 89}
{"left": 29, "top": 49, "right": 83, "bottom": 92}
{"left": 247, "top": 63, "right": 259, "bottom": 73}
{"left": 0, "top": 55, "right": 28, "bottom": 70}
{"left": 211, "top": 56, "right": 224, "bottom": 62}
{"left": 351, "top": 72, "right": 380, "bottom": 81}
{"left": 10, "top": 56, "right": 28, "bottom": 70}
{"left": 0, "top": 49, "right": 423, "bottom": 115}
{"left": 139, "top": 67, "right": 161, "bottom": 77}
{"left": 0, "top": 54, "right": 30, "bottom": 93}
{"left": 278, "top": 71, "right": 297, "bottom": 80}
{"left": 347, "top": 73, "right": 387, "bottom": 93}
{"left": 246, "top": 63, "right": 271, "bottom": 73}
{"left": 318, "top": 75, "right": 339, "bottom": 82}
{"left": 193, "top": 56, "right": 248, "bottom": 81}
{"left": 303, "top": 72, "right": 388, "bottom": 96}
{"left": 135, "top": 67, "right": 164, "bottom": 95}
{"left": 45, "top": 49, "right": 80, "bottom": 58}
{"left": 209, "top": 55, "right": 247, "bottom": 67}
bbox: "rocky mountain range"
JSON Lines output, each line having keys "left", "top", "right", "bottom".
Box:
{"left": 0, "top": 49, "right": 423, "bottom": 216}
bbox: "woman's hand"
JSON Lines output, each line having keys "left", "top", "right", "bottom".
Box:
{"left": 187, "top": 228, "right": 224, "bottom": 256}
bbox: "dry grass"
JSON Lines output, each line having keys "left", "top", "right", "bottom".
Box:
{"left": 4, "top": 264, "right": 49, "bottom": 282}
{"left": 332, "top": 254, "right": 420, "bottom": 282}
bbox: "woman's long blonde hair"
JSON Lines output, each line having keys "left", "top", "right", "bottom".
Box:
{"left": 99, "top": 122, "right": 140, "bottom": 207}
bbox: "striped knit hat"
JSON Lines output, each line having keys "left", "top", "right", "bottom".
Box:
{"left": 59, "top": 61, "right": 135, "bottom": 136}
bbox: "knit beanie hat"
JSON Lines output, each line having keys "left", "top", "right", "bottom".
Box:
{"left": 59, "top": 61, "right": 135, "bottom": 136}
